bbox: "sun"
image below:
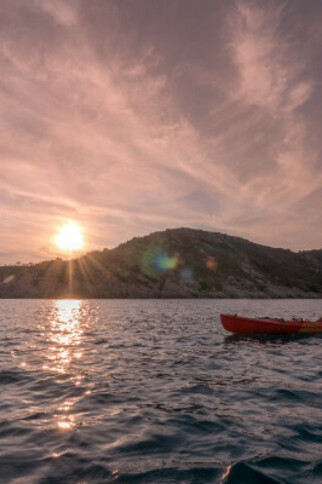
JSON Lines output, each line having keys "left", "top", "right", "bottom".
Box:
{"left": 54, "top": 223, "right": 84, "bottom": 252}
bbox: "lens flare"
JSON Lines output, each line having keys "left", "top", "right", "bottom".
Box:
{"left": 3, "top": 274, "right": 15, "bottom": 284}
{"left": 155, "top": 253, "right": 179, "bottom": 271}
{"left": 206, "top": 257, "right": 218, "bottom": 271}
{"left": 180, "top": 268, "right": 194, "bottom": 283}
{"left": 142, "top": 247, "right": 179, "bottom": 277}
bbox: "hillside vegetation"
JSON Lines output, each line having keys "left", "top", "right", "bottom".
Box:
{"left": 0, "top": 228, "right": 321, "bottom": 298}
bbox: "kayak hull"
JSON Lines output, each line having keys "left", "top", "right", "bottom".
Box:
{"left": 220, "top": 314, "right": 322, "bottom": 335}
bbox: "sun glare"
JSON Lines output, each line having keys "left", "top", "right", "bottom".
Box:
{"left": 55, "top": 223, "right": 84, "bottom": 252}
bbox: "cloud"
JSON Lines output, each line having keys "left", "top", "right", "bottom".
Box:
{"left": 222, "top": 1, "right": 321, "bottom": 232}
{"left": 0, "top": 0, "right": 321, "bottom": 264}
{"left": 35, "top": 0, "right": 79, "bottom": 26}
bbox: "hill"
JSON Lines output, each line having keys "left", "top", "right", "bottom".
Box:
{"left": 0, "top": 228, "right": 321, "bottom": 298}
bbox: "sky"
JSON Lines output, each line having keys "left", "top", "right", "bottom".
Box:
{"left": 1, "top": 0, "right": 322, "bottom": 264}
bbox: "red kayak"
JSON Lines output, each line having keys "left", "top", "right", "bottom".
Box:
{"left": 221, "top": 314, "right": 322, "bottom": 335}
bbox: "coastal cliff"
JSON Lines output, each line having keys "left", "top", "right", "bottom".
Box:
{"left": 0, "top": 228, "right": 321, "bottom": 298}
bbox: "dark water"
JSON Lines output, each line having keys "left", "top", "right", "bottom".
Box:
{"left": 0, "top": 299, "right": 322, "bottom": 484}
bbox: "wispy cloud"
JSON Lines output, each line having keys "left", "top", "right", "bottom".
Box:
{"left": 224, "top": 1, "right": 321, "bottom": 233}
{"left": 0, "top": 0, "right": 321, "bottom": 263}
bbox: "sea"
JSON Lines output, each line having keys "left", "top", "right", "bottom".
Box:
{"left": 0, "top": 299, "right": 321, "bottom": 484}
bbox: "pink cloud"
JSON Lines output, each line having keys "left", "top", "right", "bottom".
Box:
{"left": 0, "top": 0, "right": 321, "bottom": 263}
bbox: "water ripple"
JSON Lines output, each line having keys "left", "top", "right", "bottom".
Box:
{"left": 0, "top": 299, "right": 321, "bottom": 483}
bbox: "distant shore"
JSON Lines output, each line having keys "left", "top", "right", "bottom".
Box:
{"left": 1, "top": 228, "right": 321, "bottom": 299}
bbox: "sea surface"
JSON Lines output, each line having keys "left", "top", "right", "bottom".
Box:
{"left": 0, "top": 299, "right": 322, "bottom": 484}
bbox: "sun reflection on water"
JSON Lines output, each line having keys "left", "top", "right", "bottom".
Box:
{"left": 46, "top": 300, "right": 84, "bottom": 375}
{"left": 43, "top": 300, "right": 91, "bottom": 431}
